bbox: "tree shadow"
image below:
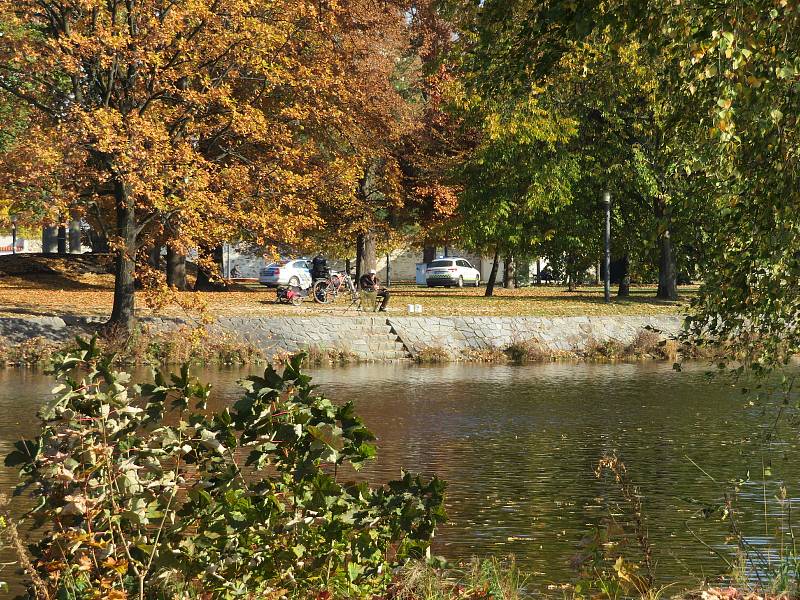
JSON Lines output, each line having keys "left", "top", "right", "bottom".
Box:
{"left": 0, "top": 272, "right": 112, "bottom": 291}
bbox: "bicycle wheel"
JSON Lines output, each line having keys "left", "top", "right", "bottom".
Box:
{"left": 313, "top": 280, "right": 334, "bottom": 304}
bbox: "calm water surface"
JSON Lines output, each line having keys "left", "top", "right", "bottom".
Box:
{"left": 0, "top": 362, "right": 795, "bottom": 592}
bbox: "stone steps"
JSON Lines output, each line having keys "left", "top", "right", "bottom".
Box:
{"left": 342, "top": 321, "right": 412, "bottom": 360}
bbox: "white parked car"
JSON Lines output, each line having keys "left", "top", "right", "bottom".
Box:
{"left": 259, "top": 259, "right": 312, "bottom": 288}
{"left": 425, "top": 258, "right": 481, "bottom": 288}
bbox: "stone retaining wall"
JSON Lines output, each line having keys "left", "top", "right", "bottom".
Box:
{"left": 213, "top": 316, "right": 410, "bottom": 361}
{"left": 386, "top": 315, "right": 682, "bottom": 358}
{"left": 0, "top": 314, "right": 684, "bottom": 361}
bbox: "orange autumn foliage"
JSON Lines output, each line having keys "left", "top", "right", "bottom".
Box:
{"left": 0, "top": 0, "right": 399, "bottom": 327}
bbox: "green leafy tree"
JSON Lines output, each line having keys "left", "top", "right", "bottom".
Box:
{"left": 634, "top": 0, "right": 800, "bottom": 370}
{"left": 447, "top": 2, "right": 710, "bottom": 298}
{"left": 451, "top": 73, "right": 580, "bottom": 294}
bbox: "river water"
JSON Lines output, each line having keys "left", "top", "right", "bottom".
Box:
{"left": 0, "top": 361, "right": 796, "bottom": 593}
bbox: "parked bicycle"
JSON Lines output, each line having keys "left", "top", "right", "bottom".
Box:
{"left": 313, "top": 271, "right": 357, "bottom": 304}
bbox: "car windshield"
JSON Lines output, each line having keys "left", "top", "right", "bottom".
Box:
{"left": 429, "top": 260, "right": 454, "bottom": 268}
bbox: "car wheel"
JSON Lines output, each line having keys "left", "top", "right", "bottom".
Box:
{"left": 457, "top": 276, "right": 464, "bottom": 288}
{"left": 288, "top": 276, "right": 300, "bottom": 287}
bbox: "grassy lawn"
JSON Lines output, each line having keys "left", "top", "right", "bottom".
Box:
{"left": 0, "top": 253, "right": 692, "bottom": 318}
{"left": 0, "top": 265, "right": 692, "bottom": 319}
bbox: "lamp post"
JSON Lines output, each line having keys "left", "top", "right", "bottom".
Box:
{"left": 10, "top": 214, "right": 17, "bottom": 255}
{"left": 603, "top": 191, "right": 611, "bottom": 303}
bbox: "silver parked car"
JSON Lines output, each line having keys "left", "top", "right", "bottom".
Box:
{"left": 258, "top": 259, "right": 312, "bottom": 288}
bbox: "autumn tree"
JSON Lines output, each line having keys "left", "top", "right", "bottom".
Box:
{"left": 0, "top": 0, "right": 372, "bottom": 330}
{"left": 306, "top": 0, "right": 465, "bottom": 278}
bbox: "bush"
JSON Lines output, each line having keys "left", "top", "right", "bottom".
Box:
{"left": 503, "top": 339, "right": 551, "bottom": 363}
{"left": 0, "top": 336, "right": 60, "bottom": 366}
{"left": 416, "top": 347, "right": 452, "bottom": 364}
{"left": 6, "top": 338, "right": 446, "bottom": 599}
{"left": 102, "top": 324, "right": 264, "bottom": 366}
{"left": 584, "top": 337, "right": 627, "bottom": 360}
{"left": 304, "top": 344, "right": 358, "bottom": 366}
{"left": 626, "top": 330, "right": 680, "bottom": 361}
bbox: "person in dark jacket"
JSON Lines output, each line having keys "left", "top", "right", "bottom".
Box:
{"left": 359, "top": 269, "right": 390, "bottom": 311}
{"left": 311, "top": 253, "right": 328, "bottom": 280}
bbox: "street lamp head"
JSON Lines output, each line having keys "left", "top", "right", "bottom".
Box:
{"left": 10, "top": 214, "right": 17, "bottom": 224}
{"left": 602, "top": 191, "right": 611, "bottom": 205}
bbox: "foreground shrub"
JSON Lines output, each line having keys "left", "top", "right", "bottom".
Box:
{"left": 6, "top": 338, "right": 446, "bottom": 599}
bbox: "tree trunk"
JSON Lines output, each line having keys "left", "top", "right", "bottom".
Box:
{"left": 166, "top": 246, "right": 187, "bottom": 291}
{"left": 617, "top": 253, "right": 630, "bottom": 297}
{"left": 148, "top": 245, "right": 162, "bottom": 270}
{"left": 566, "top": 255, "right": 578, "bottom": 291}
{"left": 68, "top": 220, "right": 82, "bottom": 254}
{"left": 485, "top": 248, "right": 500, "bottom": 297}
{"left": 503, "top": 254, "right": 515, "bottom": 289}
{"left": 42, "top": 226, "right": 58, "bottom": 253}
{"left": 423, "top": 245, "right": 436, "bottom": 264}
{"left": 355, "top": 233, "right": 364, "bottom": 283}
{"left": 358, "top": 229, "right": 376, "bottom": 277}
{"left": 57, "top": 224, "right": 67, "bottom": 254}
{"left": 88, "top": 228, "right": 109, "bottom": 253}
{"left": 654, "top": 197, "right": 678, "bottom": 300}
{"left": 108, "top": 180, "right": 137, "bottom": 331}
{"left": 354, "top": 159, "right": 380, "bottom": 284}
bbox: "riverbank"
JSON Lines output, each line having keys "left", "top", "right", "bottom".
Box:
{"left": 0, "top": 313, "right": 690, "bottom": 366}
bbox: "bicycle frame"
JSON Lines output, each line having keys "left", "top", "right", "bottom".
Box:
{"left": 313, "top": 271, "right": 357, "bottom": 304}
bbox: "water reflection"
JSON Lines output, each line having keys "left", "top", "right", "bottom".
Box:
{"left": 0, "top": 361, "right": 794, "bottom": 592}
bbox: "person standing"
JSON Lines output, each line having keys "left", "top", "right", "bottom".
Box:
{"left": 359, "top": 268, "right": 390, "bottom": 312}
{"left": 311, "top": 253, "right": 328, "bottom": 281}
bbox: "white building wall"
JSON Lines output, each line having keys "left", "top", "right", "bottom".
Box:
{"left": 221, "top": 243, "right": 269, "bottom": 278}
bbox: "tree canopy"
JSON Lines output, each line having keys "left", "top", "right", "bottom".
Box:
{"left": 0, "top": 0, "right": 797, "bottom": 367}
